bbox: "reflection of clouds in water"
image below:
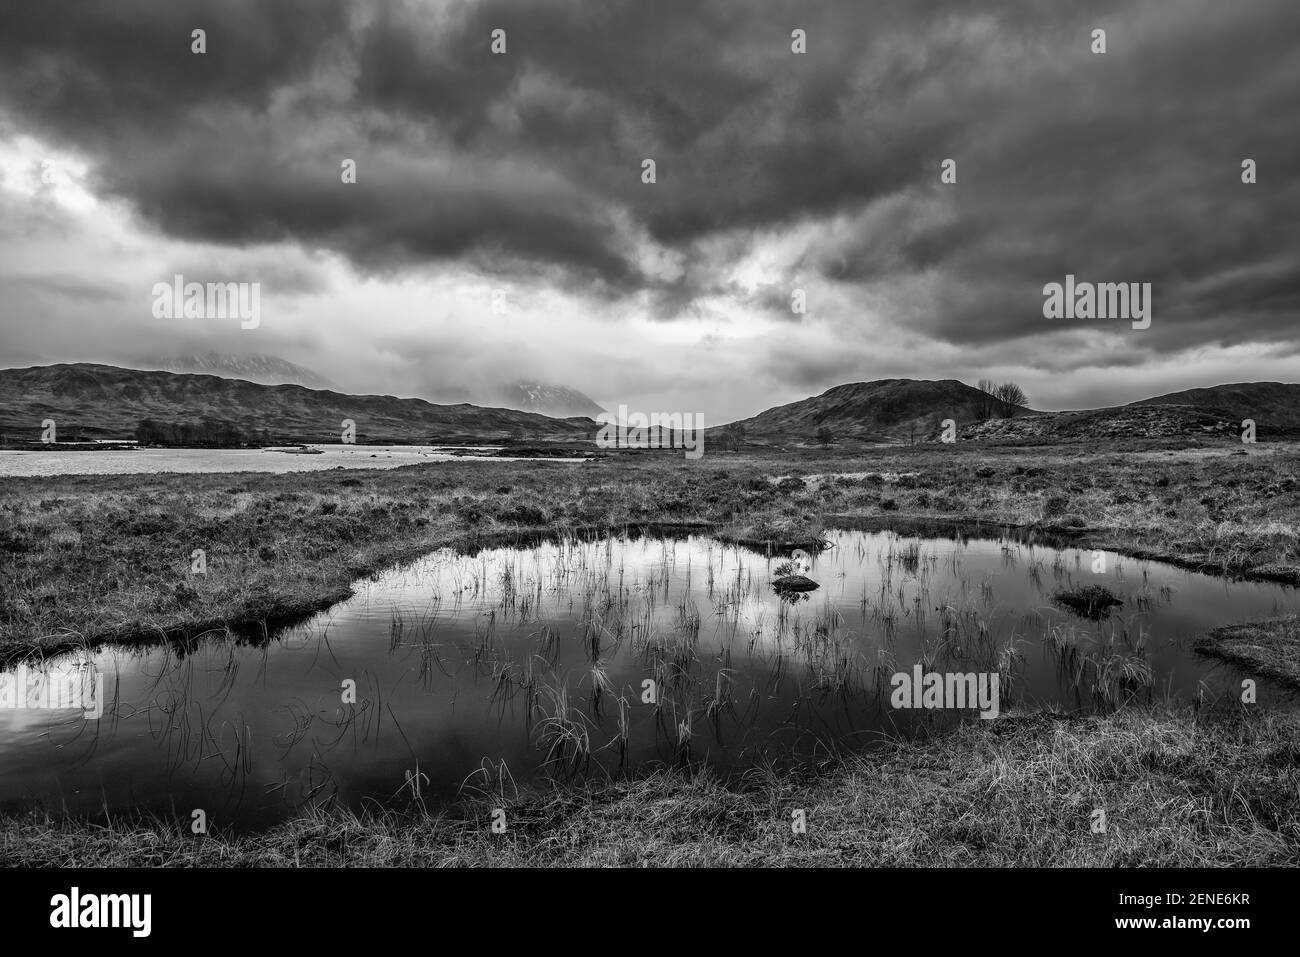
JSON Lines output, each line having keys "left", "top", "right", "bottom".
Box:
{"left": 1, "top": 530, "right": 1296, "bottom": 828}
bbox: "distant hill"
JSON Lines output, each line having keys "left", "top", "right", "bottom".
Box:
{"left": 962, "top": 406, "right": 1239, "bottom": 442}
{"left": 964, "top": 382, "right": 1300, "bottom": 442}
{"left": 6, "top": 366, "right": 1293, "bottom": 449}
{"left": 0, "top": 364, "right": 597, "bottom": 444}
{"left": 497, "top": 381, "right": 605, "bottom": 419}
{"left": 1133, "top": 382, "right": 1300, "bottom": 430}
{"left": 717, "top": 379, "right": 1032, "bottom": 444}
{"left": 130, "top": 352, "right": 336, "bottom": 390}
{"left": 713, "top": 378, "right": 1300, "bottom": 446}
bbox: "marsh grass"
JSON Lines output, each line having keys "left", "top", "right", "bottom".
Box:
{"left": 6, "top": 442, "right": 1300, "bottom": 662}
{"left": 1053, "top": 584, "right": 1124, "bottom": 620}
{"left": 1196, "top": 615, "right": 1300, "bottom": 688}
{"left": 4, "top": 444, "right": 1300, "bottom": 864}
{"left": 5, "top": 707, "right": 1295, "bottom": 867}
{"left": 532, "top": 680, "right": 594, "bottom": 779}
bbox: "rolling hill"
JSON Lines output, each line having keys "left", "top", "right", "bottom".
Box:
{"left": 713, "top": 378, "right": 1300, "bottom": 445}
{"left": 965, "top": 382, "right": 1300, "bottom": 442}
{"left": 1133, "top": 382, "right": 1300, "bottom": 431}
{"left": 0, "top": 364, "right": 597, "bottom": 444}
{"left": 714, "top": 379, "right": 1032, "bottom": 444}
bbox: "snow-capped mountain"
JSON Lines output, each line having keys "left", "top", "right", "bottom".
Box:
{"left": 497, "top": 381, "right": 604, "bottom": 419}
{"left": 131, "top": 353, "right": 335, "bottom": 390}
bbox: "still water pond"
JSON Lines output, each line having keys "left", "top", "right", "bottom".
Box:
{"left": 1, "top": 529, "right": 1295, "bottom": 829}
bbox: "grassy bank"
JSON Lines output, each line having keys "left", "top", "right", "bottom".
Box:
{"left": 2, "top": 708, "right": 1295, "bottom": 866}
{"left": 2, "top": 440, "right": 1298, "bottom": 661}
{"left": 1198, "top": 616, "right": 1300, "bottom": 688}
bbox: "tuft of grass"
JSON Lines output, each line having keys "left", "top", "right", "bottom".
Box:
{"left": 1053, "top": 584, "right": 1124, "bottom": 620}
{"left": 1196, "top": 615, "right": 1300, "bottom": 689}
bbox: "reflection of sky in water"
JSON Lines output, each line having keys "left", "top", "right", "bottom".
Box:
{"left": 0, "top": 530, "right": 1294, "bottom": 830}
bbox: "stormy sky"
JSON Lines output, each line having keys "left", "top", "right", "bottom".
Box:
{"left": 0, "top": 0, "right": 1297, "bottom": 422}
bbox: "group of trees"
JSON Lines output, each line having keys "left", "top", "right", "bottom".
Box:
{"left": 976, "top": 379, "right": 1028, "bottom": 419}
{"left": 135, "top": 417, "right": 269, "bottom": 447}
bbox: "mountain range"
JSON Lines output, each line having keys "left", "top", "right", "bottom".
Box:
{"left": 0, "top": 363, "right": 1295, "bottom": 446}
{"left": 127, "top": 353, "right": 605, "bottom": 420}
{"left": 726, "top": 379, "right": 1300, "bottom": 444}
{"left": 715, "top": 378, "right": 1300, "bottom": 444}
{"left": 497, "top": 381, "right": 605, "bottom": 419}
{"left": 0, "top": 364, "right": 595, "bottom": 444}
{"left": 129, "top": 352, "right": 337, "bottom": 390}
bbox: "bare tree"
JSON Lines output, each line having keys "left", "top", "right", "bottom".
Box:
{"left": 976, "top": 379, "right": 997, "bottom": 419}
{"left": 993, "top": 382, "right": 1028, "bottom": 418}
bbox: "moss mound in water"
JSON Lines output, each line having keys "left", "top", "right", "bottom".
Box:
{"left": 773, "top": 574, "right": 819, "bottom": 592}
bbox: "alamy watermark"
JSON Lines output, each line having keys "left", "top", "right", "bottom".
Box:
{"left": 151, "top": 274, "right": 260, "bottom": 329}
{"left": 1, "top": 662, "right": 104, "bottom": 719}
{"left": 890, "top": 665, "right": 1000, "bottom": 719}
{"left": 50, "top": 888, "right": 151, "bottom": 937}
{"left": 596, "top": 405, "right": 705, "bottom": 459}
{"left": 1043, "top": 274, "right": 1151, "bottom": 330}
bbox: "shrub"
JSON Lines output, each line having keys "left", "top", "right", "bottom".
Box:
{"left": 1043, "top": 494, "right": 1070, "bottom": 517}
{"left": 1053, "top": 585, "right": 1122, "bottom": 619}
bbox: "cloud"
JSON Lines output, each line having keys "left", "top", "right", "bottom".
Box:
{"left": 0, "top": 0, "right": 1297, "bottom": 416}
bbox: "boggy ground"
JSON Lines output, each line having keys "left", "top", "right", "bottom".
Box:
{"left": 0, "top": 438, "right": 1297, "bottom": 865}
{"left": 2, "top": 438, "right": 1297, "bottom": 659}
{"left": 1, "top": 708, "right": 1295, "bottom": 866}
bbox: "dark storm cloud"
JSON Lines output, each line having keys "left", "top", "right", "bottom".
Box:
{"left": 0, "top": 0, "right": 353, "bottom": 140}
{"left": 1, "top": 0, "right": 1297, "bottom": 354}
{"left": 823, "top": 0, "right": 1300, "bottom": 355}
